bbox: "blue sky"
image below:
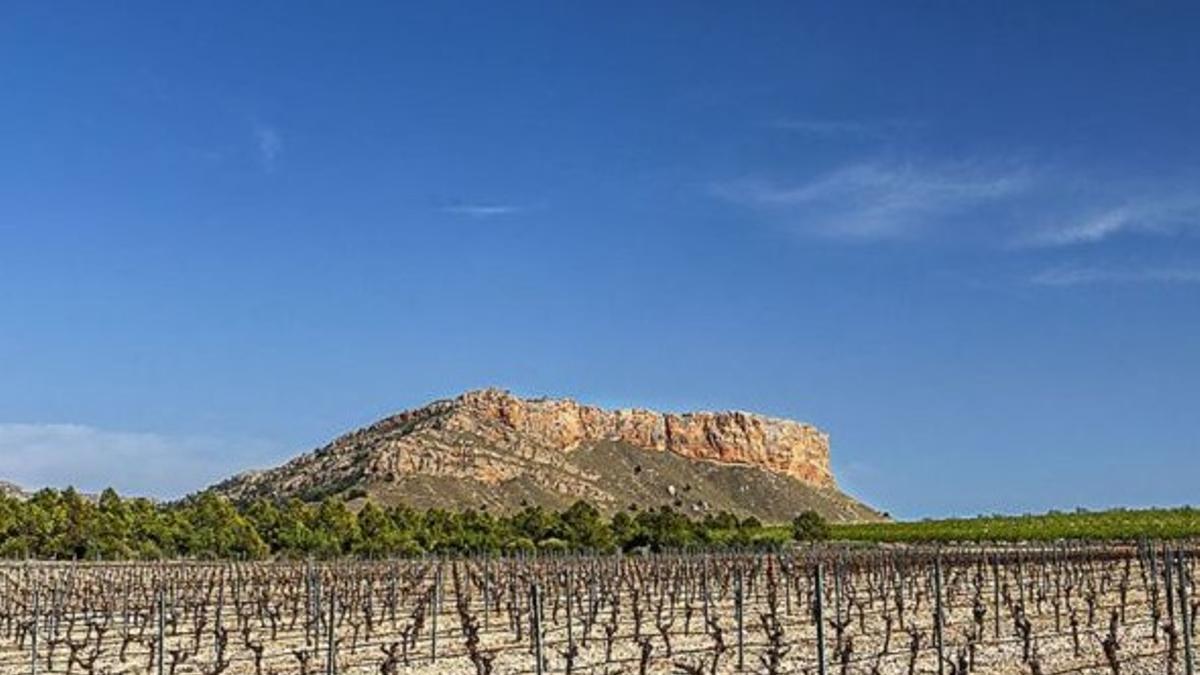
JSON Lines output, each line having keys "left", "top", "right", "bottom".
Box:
{"left": 1, "top": 3, "right": 1198, "bottom": 519}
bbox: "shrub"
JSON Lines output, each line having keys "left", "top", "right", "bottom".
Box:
{"left": 791, "top": 510, "right": 831, "bottom": 542}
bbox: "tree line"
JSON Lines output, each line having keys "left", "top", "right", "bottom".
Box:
{"left": 6, "top": 486, "right": 1190, "bottom": 560}
{"left": 833, "top": 506, "right": 1200, "bottom": 542}
{"left": 0, "top": 487, "right": 827, "bottom": 560}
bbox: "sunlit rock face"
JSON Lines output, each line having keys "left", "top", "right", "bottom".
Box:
{"left": 445, "top": 389, "right": 835, "bottom": 488}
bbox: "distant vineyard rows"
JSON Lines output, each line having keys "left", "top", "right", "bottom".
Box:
{"left": 1, "top": 542, "right": 1198, "bottom": 674}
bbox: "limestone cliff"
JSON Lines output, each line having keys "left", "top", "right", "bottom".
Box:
{"left": 433, "top": 389, "right": 835, "bottom": 487}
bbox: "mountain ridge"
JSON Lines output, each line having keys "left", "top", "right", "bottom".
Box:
{"left": 211, "top": 389, "right": 885, "bottom": 523}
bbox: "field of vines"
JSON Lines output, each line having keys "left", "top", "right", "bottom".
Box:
{"left": 0, "top": 543, "right": 1196, "bottom": 675}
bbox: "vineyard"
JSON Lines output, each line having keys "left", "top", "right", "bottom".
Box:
{"left": 833, "top": 509, "right": 1200, "bottom": 543}
{"left": 0, "top": 543, "right": 1196, "bottom": 674}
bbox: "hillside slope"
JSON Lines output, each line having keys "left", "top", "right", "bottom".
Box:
{"left": 211, "top": 389, "right": 885, "bottom": 523}
{"left": 0, "top": 480, "right": 28, "bottom": 500}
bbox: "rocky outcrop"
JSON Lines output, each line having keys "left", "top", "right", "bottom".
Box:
{"left": 211, "top": 389, "right": 880, "bottom": 522}
{"left": 0, "top": 480, "right": 27, "bottom": 500}
{"left": 443, "top": 389, "right": 835, "bottom": 487}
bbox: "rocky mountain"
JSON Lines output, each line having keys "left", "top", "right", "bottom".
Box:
{"left": 212, "top": 389, "right": 885, "bottom": 523}
{"left": 0, "top": 480, "right": 29, "bottom": 500}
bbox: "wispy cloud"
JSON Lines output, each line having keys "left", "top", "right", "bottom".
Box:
{"left": 1030, "top": 264, "right": 1200, "bottom": 287}
{"left": 714, "top": 161, "right": 1031, "bottom": 240}
{"left": 440, "top": 203, "right": 524, "bottom": 218}
{"left": 1018, "top": 198, "right": 1200, "bottom": 248}
{"left": 768, "top": 118, "right": 912, "bottom": 139}
{"left": 717, "top": 154, "right": 1200, "bottom": 250}
{"left": 254, "top": 124, "right": 283, "bottom": 171}
{"left": 0, "top": 423, "right": 282, "bottom": 498}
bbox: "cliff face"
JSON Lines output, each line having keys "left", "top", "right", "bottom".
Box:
{"left": 212, "top": 389, "right": 880, "bottom": 522}
{"left": 442, "top": 389, "right": 835, "bottom": 488}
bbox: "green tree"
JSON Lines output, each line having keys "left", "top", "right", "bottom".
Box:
{"left": 609, "top": 511, "right": 640, "bottom": 549}
{"left": 353, "top": 501, "right": 408, "bottom": 557}
{"left": 791, "top": 510, "right": 831, "bottom": 542}
{"left": 274, "top": 499, "right": 317, "bottom": 557}
{"left": 635, "top": 506, "right": 696, "bottom": 551}
{"left": 90, "top": 488, "right": 134, "bottom": 559}
{"left": 311, "top": 497, "right": 360, "bottom": 556}
{"left": 185, "top": 492, "right": 268, "bottom": 559}
{"left": 558, "top": 500, "right": 615, "bottom": 551}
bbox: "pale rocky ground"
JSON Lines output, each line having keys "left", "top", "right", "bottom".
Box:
{"left": 0, "top": 603, "right": 1173, "bottom": 674}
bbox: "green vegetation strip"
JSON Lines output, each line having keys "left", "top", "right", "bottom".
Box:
{"left": 2, "top": 487, "right": 1197, "bottom": 560}
{"left": 833, "top": 507, "right": 1200, "bottom": 542}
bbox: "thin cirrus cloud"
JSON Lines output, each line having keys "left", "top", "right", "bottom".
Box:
{"left": 440, "top": 203, "right": 525, "bottom": 217}
{"left": 716, "top": 158, "right": 1200, "bottom": 252}
{"left": 0, "top": 423, "right": 283, "bottom": 498}
{"left": 768, "top": 117, "right": 914, "bottom": 139}
{"left": 713, "top": 161, "right": 1031, "bottom": 241}
{"left": 1030, "top": 264, "right": 1200, "bottom": 287}
{"left": 1018, "top": 198, "right": 1200, "bottom": 248}
{"left": 254, "top": 124, "right": 283, "bottom": 171}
